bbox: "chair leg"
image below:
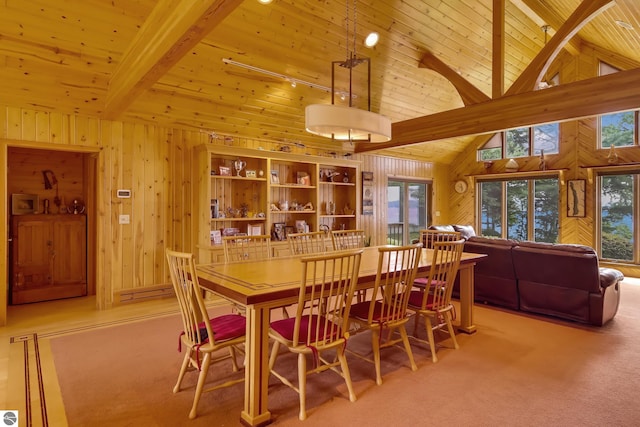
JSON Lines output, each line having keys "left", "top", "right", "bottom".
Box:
{"left": 444, "top": 312, "right": 459, "bottom": 350}
{"left": 298, "top": 352, "right": 307, "bottom": 421}
{"left": 269, "top": 341, "right": 281, "bottom": 370}
{"left": 371, "top": 328, "right": 383, "bottom": 385}
{"left": 174, "top": 349, "right": 191, "bottom": 393}
{"left": 424, "top": 315, "right": 438, "bottom": 363}
{"left": 189, "top": 352, "right": 211, "bottom": 419}
{"left": 337, "top": 346, "right": 357, "bottom": 403}
{"left": 398, "top": 326, "right": 418, "bottom": 372}
{"left": 413, "top": 311, "right": 420, "bottom": 336}
{"left": 229, "top": 346, "right": 240, "bottom": 372}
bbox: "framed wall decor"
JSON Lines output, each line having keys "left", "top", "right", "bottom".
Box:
{"left": 12, "top": 193, "right": 39, "bottom": 215}
{"left": 567, "top": 179, "right": 586, "bottom": 217}
{"left": 270, "top": 170, "right": 280, "bottom": 184}
{"left": 219, "top": 166, "right": 231, "bottom": 176}
{"left": 362, "top": 171, "right": 374, "bottom": 215}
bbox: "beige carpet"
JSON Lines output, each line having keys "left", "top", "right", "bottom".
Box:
{"left": 51, "top": 282, "right": 640, "bottom": 426}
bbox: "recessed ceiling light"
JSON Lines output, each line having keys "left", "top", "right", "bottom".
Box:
{"left": 258, "top": 0, "right": 273, "bottom": 4}
{"left": 615, "top": 20, "right": 634, "bottom": 30}
{"left": 365, "top": 32, "right": 379, "bottom": 48}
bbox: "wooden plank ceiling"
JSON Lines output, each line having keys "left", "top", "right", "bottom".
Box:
{"left": 1, "top": 0, "right": 639, "bottom": 163}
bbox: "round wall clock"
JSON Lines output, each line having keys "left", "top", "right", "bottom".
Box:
{"left": 454, "top": 179, "right": 468, "bottom": 194}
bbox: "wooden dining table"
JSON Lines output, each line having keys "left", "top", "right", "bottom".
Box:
{"left": 196, "top": 245, "right": 486, "bottom": 426}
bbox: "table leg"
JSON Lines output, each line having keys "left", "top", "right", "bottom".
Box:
{"left": 457, "top": 263, "right": 477, "bottom": 334}
{"left": 240, "top": 305, "right": 272, "bottom": 426}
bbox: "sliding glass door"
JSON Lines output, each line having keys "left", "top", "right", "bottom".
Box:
{"left": 387, "top": 180, "right": 430, "bottom": 245}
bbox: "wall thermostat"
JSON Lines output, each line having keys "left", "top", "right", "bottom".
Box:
{"left": 117, "top": 189, "right": 131, "bottom": 198}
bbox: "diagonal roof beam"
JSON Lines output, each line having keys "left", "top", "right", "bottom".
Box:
{"left": 506, "top": 0, "right": 615, "bottom": 95}
{"left": 103, "top": 0, "right": 243, "bottom": 120}
{"left": 419, "top": 52, "right": 491, "bottom": 105}
{"left": 511, "top": 0, "right": 580, "bottom": 55}
{"left": 354, "top": 67, "right": 640, "bottom": 153}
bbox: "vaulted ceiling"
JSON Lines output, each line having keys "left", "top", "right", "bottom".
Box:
{"left": 1, "top": 0, "right": 639, "bottom": 163}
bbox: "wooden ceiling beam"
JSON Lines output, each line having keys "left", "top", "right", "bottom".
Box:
{"left": 354, "top": 67, "right": 640, "bottom": 153}
{"left": 419, "top": 52, "right": 491, "bottom": 105}
{"left": 506, "top": 0, "right": 615, "bottom": 95}
{"left": 103, "top": 0, "right": 243, "bottom": 120}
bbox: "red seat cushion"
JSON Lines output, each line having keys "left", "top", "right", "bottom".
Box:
{"left": 200, "top": 314, "right": 246, "bottom": 342}
{"left": 271, "top": 314, "right": 337, "bottom": 343}
{"left": 408, "top": 290, "right": 434, "bottom": 309}
{"left": 350, "top": 300, "right": 397, "bottom": 323}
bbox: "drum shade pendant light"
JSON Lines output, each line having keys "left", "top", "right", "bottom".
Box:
{"left": 305, "top": 1, "right": 391, "bottom": 143}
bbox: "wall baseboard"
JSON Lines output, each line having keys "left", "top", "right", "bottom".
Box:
{"left": 114, "top": 284, "right": 175, "bottom": 305}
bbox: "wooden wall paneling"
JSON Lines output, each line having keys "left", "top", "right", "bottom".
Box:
{"left": 154, "top": 126, "right": 169, "bottom": 288}
{"left": 20, "top": 110, "right": 37, "bottom": 142}
{"left": 108, "top": 121, "right": 124, "bottom": 302}
{"left": 0, "top": 141, "right": 7, "bottom": 324}
{"left": 134, "top": 123, "right": 149, "bottom": 289}
{"left": 6, "top": 108, "right": 21, "bottom": 140}
{"left": 49, "top": 112, "right": 69, "bottom": 145}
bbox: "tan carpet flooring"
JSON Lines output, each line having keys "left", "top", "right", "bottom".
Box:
{"left": 50, "top": 282, "right": 640, "bottom": 426}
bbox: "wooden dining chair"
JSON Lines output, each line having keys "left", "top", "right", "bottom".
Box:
{"left": 165, "top": 249, "right": 246, "bottom": 419}
{"left": 330, "top": 229, "right": 366, "bottom": 250}
{"left": 330, "top": 229, "right": 367, "bottom": 301}
{"left": 414, "top": 229, "right": 461, "bottom": 289}
{"left": 347, "top": 243, "right": 422, "bottom": 385}
{"left": 268, "top": 249, "right": 363, "bottom": 420}
{"left": 288, "top": 230, "right": 331, "bottom": 255}
{"left": 407, "top": 239, "right": 464, "bottom": 363}
{"left": 222, "top": 234, "right": 272, "bottom": 262}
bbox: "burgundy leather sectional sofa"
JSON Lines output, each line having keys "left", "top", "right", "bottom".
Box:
{"left": 428, "top": 225, "right": 624, "bottom": 326}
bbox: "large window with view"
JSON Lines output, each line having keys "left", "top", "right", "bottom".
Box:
{"left": 479, "top": 178, "right": 559, "bottom": 242}
{"left": 599, "top": 173, "right": 637, "bottom": 262}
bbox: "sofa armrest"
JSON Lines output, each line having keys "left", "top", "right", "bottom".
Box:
{"left": 599, "top": 268, "right": 624, "bottom": 289}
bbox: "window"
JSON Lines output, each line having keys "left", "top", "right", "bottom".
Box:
{"left": 598, "top": 172, "right": 637, "bottom": 262}
{"left": 478, "top": 178, "right": 559, "bottom": 242}
{"left": 479, "top": 124, "right": 560, "bottom": 161}
{"left": 599, "top": 61, "right": 638, "bottom": 148}
{"left": 387, "top": 180, "right": 430, "bottom": 245}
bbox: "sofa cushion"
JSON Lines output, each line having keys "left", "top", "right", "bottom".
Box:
{"left": 515, "top": 240, "right": 596, "bottom": 255}
{"left": 428, "top": 224, "right": 456, "bottom": 232}
{"left": 599, "top": 267, "right": 624, "bottom": 288}
{"left": 453, "top": 224, "right": 476, "bottom": 240}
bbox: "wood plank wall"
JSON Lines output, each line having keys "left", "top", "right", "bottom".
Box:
{"left": 0, "top": 106, "right": 438, "bottom": 325}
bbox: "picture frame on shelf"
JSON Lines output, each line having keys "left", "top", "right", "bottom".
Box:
{"left": 245, "top": 169, "right": 257, "bottom": 178}
{"left": 219, "top": 166, "right": 231, "bottom": 176}
{"left": 210, "top": 230, "right": 222, "bottom": 245}
{"left": 567, "top": 179, "right": 586, "bottom": 217}
{"left": 11, "top": 193, "right": 39, "bottom": 215}
{"left": 362, "top": 171, "right": 374, "bottom": 215}
{"left": 270, "top": 170, "right": 280, "bottom": 184}
{"left": 247, "top": 223, "right": 263, "bottom": 236}
{"left": 272, "top": 222, "right": 286, "bottom": 241}
{"left": 297, "top": 171, "right": 310, "bottom": 186}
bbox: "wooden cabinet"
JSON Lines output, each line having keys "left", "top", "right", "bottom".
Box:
{"left": 11, "top": 214, "right": 87, "bottom": 304}
{"left": 193, "top": 145, "right": 361, "bottom": 261}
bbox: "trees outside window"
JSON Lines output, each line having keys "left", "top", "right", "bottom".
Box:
{"left": 599, "top": 174, "right": 634, "bottom": 261}
{"left": 479, "top": 178, "right": 558, "bottom": 242}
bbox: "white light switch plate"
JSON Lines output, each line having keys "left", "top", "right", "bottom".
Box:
{"left": 119, "top": 214, "right": 130, "bottom": 224}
